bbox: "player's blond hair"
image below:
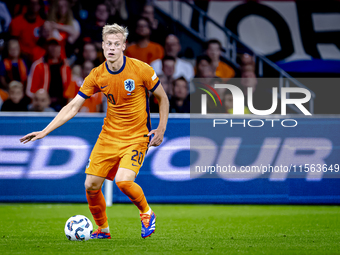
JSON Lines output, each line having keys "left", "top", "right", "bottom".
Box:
{"left": 102, "top": 23, "right": 129, "bottom": 42}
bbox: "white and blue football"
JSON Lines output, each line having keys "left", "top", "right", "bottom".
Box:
{"left": 64, "top": 215, "right": 93, "bottom": 241}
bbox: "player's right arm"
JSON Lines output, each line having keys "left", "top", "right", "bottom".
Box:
{"left": 21, "top": 66, "right": 99, "bottom": 144}
{"left": 20, "top": 95, "right": 85, "bottom": 144}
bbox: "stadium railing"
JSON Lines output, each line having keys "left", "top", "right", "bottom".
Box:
{"left": 154, "top": 0, "right": 316, "bottom": 114}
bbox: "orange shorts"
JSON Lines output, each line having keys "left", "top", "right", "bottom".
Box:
{"left": 85, "top": 138, "right": 149, "bottom": 180}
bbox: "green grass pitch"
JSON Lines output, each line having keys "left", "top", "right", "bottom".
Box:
{"left": 0, "top": 204, "right": 339, "bottom": 254}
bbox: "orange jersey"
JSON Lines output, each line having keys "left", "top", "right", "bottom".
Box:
{"left": 125, "top": 42, "right": 164, "bottom": 64}
{"left": 9, "top": 14, "right": 45, "bottom": 58}
{"left": 80, "top": 92, "right": 103, "bottom": 113}
{"left": 78, "top": 56, "right": 160, "bottom": 143}
{"left": 215, "top": 61, "right": 235, "bottom": 79}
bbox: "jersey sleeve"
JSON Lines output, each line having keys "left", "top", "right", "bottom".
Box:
{"left": 78, "top": 68, "right": 100, "bottom": 99}
{"left": 141, "top": 62, "right": 160, "bottom": 92}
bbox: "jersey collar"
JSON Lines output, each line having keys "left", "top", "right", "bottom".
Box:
{"left": 105, "top": 56, "right": 126, "bottom": 75}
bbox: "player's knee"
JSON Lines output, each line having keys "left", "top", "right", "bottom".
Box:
{"left": 116, "top": 180, "right": 133, "bottom": 192}
{"left": 84, "top": 180, "right": 102, "bottom": 190}
{"left": 115, "top": 168, "right": 136, "bottom": 183}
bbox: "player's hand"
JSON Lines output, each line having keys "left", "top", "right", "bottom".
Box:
{"left": 148, "top": 129, "right": 164, "bottom": 147}
{"left": 19, "top": 131, "right": 47, "bottom": 144}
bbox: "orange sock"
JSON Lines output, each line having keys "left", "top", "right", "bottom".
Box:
{"left": 100, "top": 221, "right": 109, "bottom": 229}
{"left": 116, "top": 181, "right": 150, "bottom": 213}
{"left": 86, "top": 189, "right": 108, "bottom": 227}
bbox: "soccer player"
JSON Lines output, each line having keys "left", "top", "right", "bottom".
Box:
{"left": 20, "top": 24, "right": 169, "bottom": 239}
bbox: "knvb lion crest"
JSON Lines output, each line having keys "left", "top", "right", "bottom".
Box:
{"left": 124, "top": 79, "right": 135, "bottom": 92}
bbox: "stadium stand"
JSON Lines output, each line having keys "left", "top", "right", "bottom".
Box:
{"left": 1, "top": 0, "right": 339, "bottom": 113}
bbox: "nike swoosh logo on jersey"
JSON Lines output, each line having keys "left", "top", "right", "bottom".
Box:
{"left": 101, "top": 85, "right": 108, "bottom": 89}
{"left": 132, "top": 163, "right": 138, "bottom": 167}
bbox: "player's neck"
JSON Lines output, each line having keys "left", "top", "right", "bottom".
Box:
{"left": 107, "top": 55, "right": 124, "bottom": 72}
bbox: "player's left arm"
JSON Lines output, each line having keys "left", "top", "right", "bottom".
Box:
{"left": 148, "top": 84, "right": 169, "bottom": 147}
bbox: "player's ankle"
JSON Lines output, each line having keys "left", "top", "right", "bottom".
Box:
{"left": 101, "top": 226, "right": 110, "bottom": 233}
{"left": 140, "top": 207, "right": 152, "bottom": 215}
{"left": 100, "top": 220, "right": 109, "bottom": 229}
{"left": 99, "top": 220, "right": 109, "bottom": 232}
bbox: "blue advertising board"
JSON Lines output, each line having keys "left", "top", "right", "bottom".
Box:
{"left": 0, "top": 113, "right": 339, "bottom": 204}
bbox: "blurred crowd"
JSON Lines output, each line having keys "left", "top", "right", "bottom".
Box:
{"left": 0, "top": 0, "right": 257, "bottom": 114}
